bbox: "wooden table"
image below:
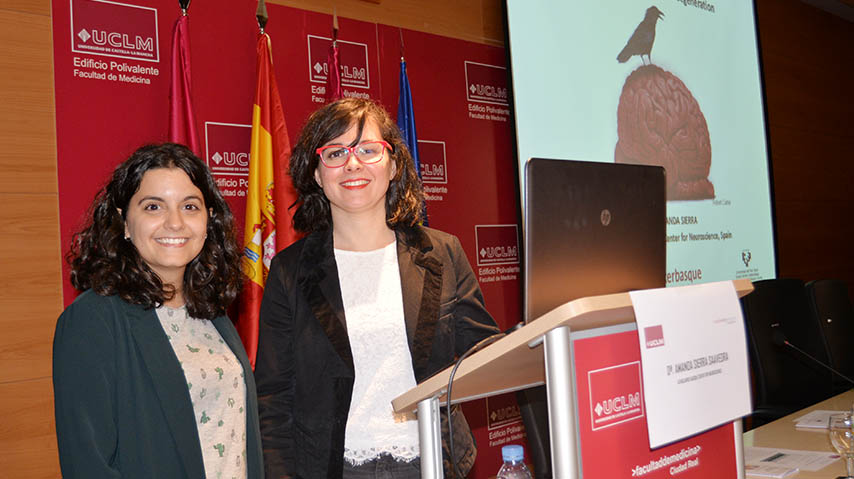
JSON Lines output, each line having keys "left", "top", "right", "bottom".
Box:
{"left": 743, "top": 389, "right": 854, "bottom": 478}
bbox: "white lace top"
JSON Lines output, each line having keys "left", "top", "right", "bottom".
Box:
{"left": 334, "top": 242, "right": 420, "bottom": 465}
{"left": 156, "top": 305, "right": 248, "bottom": 479}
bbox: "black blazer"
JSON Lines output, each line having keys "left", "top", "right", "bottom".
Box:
{"left": 52, "top": 291, "right": 264, "bottom": 478}
{"left": 255, "top": 226, "right": 500, "bottom": 479}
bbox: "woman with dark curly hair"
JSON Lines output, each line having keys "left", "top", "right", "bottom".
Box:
{"left": 255, "top": 98, "right": 499, "bottom": 479}
{"left": 53, "top": 143, "right": 263, "bottom": 478}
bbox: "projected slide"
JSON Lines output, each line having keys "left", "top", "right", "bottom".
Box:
{"left": 506, "top": 0, "right": 775, "bottom": 286}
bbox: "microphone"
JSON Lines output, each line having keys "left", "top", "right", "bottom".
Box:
{"left": 446, "top": 325, "right": 521, "bottom": 478}
{"left": 771, "top": 329, "right": 854, "bottom": 386}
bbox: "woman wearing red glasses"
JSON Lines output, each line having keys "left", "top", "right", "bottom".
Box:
{"left": 254, "top": 98, "right": 499, "bottom": 479}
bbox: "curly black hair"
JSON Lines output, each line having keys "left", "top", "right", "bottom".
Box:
{"left": 67, "top": 143, "right": 242, "bottom": 320}
{"left": 289, "top": 98, "right": 425, "bottom": 232}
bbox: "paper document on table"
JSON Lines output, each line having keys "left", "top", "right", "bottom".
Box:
{"left": 793, "top": 409, "right": 846, "bottom": 429}
{"left": 744, "top": 446, "right": 840, "bottom": 471}
{"left": 744, "top": 463, "right": 799, "bottom": 478}
{"left": 630, "top": 281, "right": 752, "bottom": 448}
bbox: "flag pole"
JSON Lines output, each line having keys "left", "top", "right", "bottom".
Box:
{"left": 399, "top": 27, "right": 405, "bottom": 62}
{"left": 256, "top": 0, "right": 268, "bottom": 34}
{"left": 325, "top": 8, "right": 342, "bottom": 101}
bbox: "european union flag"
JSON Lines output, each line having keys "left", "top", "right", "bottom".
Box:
{"left": 397, "top": 59, "right": 428, "bottom": 224}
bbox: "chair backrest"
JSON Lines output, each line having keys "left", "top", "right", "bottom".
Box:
{"left": 516, "top": 387, "right": 551, "bottom": 479}
{"left": 806, "top": 279, "right": 854, "bottom": 394}
{"left": 741, "top": 278, "right": 834, "bottom": 418}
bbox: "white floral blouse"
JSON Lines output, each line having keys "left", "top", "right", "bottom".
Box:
{"left": 156, "top": 305, "right": 247, "bottom": 479}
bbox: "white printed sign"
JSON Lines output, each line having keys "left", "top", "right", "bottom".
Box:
{"left": 630, "top": 281, "right": 752, "bottom": 448}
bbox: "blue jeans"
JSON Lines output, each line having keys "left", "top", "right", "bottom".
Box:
{"left": 342, "top": 455, "right": 421, "bottom": 479}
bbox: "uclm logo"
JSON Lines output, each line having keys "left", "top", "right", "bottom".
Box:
{"left": 417, "top": 140, "right": 447, "bottom": 184}
{"left": 205, "top": 122, "right": 252, "bottom": 177}
{"left": 587, "top": 361, "right": 645, "bottom": 431}
{"left": 464, "top": 61, "right": 509, "bottom": 106}
{"left": 486, "top": 394, "right": 522, "bottom": 430}
{"left": 644, "top": 325, "right": 665, "bottom": 349}
{"left": 70, "top": 0, "right": 159, "bottom": 62}
{"left": 307, "top": 35, "right": 370, "bottom": 89}
{"left": 475, "top": 225, "right": 519, "bottom": 267}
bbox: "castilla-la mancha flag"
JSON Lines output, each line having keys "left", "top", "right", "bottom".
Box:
{"left": 239, "top": 31, "right": 299, "bottom": 369}
{"left": 168, "top": 12, "right": 200, "bottom": 155}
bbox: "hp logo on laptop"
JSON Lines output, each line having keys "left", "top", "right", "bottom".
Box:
{"left": 600, "top": 209, "right": 612, "bottom": 226}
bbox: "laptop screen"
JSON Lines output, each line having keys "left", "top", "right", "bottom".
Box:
{"left": 524, "top": 158, "right": 666, "bottom": 322}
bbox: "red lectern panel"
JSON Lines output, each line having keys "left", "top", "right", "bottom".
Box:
{"left": 573, "top": 329, "right": 738, "bottom": 478}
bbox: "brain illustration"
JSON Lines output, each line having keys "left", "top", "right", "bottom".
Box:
{"left": 615, "top": 64, "right": 714, "bottom": 200}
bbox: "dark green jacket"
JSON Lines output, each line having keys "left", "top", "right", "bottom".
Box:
{"left": 53, "top": 290, "right": 264, "bottom": 478}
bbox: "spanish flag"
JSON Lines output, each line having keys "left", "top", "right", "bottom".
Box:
{"left": 238, "top": 29, "right": 299, "bottom": 369}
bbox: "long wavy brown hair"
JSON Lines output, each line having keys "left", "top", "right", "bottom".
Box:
{"left": 288, "top": 98, "right": 425, "bottom": 232}
{"left": 68, "top": 143, "right": 242, "bottom": 320}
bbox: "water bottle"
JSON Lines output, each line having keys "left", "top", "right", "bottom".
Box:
{"left": 496, "top": 444, "right": 533, "bottom": 479}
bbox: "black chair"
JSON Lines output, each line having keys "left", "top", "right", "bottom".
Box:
{"left": 806, "top": 279, "right": 854, "bottom": 394}
{"left": 516, "top": 387, "right": 551, "bottom": 479}
{"left": 741, "top": 278, "right": 834, "bottom": 427}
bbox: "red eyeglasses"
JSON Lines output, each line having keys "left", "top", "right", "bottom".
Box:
{"left": 315, "top": 140, "right": 392, "bottom": 168}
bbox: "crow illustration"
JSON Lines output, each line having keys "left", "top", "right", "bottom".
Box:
{"left": 617, "top": 6, "right": 664, "bottom": 64}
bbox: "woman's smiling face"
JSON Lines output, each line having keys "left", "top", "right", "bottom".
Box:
{"left": 123, "top": 167, "right": 208, "bottom": 286}
{"left": 313, "top": 118, "right": 395, "bottom": 222}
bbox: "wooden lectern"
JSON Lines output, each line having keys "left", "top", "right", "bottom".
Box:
{"left": 392, "top": 279, "right": 754, "bottom": 479}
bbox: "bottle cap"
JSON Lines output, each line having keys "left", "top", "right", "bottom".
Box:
{"left": 502, "top": 444, "right": 524, "bottom": 462}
